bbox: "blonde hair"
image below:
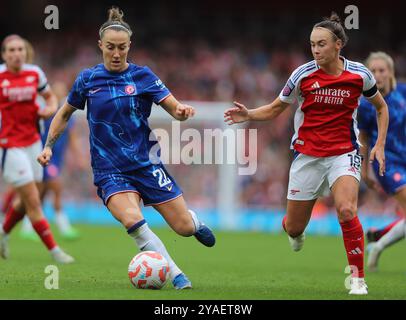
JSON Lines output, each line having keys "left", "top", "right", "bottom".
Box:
{"left": 365, "top": 51, "right": 397, "bottom": 91}
{"left": 24, "top": 39, "right": 34, "bottom": 64}
{"left": 99, "top": 7, "right": 132, "bottom": 38}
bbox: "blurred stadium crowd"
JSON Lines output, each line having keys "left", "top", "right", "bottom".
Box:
{"left": 1, "top": 0, "right": 405, "bottom": 216}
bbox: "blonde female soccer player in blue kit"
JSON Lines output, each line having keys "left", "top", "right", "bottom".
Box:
{"left": 38, "top": 7, "right": 215, "bottom": 290}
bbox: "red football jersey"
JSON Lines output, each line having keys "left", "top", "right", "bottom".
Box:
{"left": 279, "top": 57, "right": 377, "bottom": 157}
{"left": 0, "top": 63, "right": 49, "bottom": 148}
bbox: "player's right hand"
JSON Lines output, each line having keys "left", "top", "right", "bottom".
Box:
{"left": 37, "top": 147, "right": 53, "bottom": 167}
{"left": 224, "top": 101, "right": 250, "bottom": 125}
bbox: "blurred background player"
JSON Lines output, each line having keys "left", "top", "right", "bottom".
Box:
{"left": 358, "top": 51, "right": 406, "bottom": 272}
{"left": 40, "top": 81, "right": 85, "bottom": 239}
{"left": 38, "top": 7, "right": 215, "bottom": 289}
{"left": 1, "top": 39, "right": 83, "bottom": 241}
{"left": 0, "top": 39, "right": 36, "bottom": 226}
{"left": 224, "top": 13, "right": 389, "bottom": 295}
{"left": 20, "top": 80, "right": 85, "bottom": 240}
{"left": 0, "top": 34, "right": 74, "bottom": 263}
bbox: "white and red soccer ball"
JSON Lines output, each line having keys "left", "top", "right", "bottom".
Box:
{"left": 128, "top": 251, "right": 170, "bottom": 289}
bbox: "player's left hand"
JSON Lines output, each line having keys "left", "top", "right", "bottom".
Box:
{"left": 369, "top": 144, "right": 385, "bottom": 176}
{"left": 38, "top": 105, "right": 57, "bottom": 119}
{"left": 175, "top": 104, "right": 195, "bottom": 120}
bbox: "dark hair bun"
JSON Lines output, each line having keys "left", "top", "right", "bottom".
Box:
{"left": 314, "top": 12, "right": 348, "bottom": 48}
{"left": 99, "top": 6, "right": 132, "bottom": 38}
{"left": 328, "top": 12, "right": 342, "bottom": 25}
{"left": 108, "top": 7, "right": 124, "bottom": 22}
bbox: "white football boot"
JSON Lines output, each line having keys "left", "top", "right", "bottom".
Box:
{"left": 0, "top": 228, "right": 9, "bottom": 259}
{"left": 349, "top": 277, "right": 368, "bottom": 295}
{"left": 50, "top": 247, "right": 75, "bottom": 264}
{"left": 367, "top": 242, "right": 381, "bottom": 272}
{"left": 288, "top": 232, "right": 305, "bottom": 252}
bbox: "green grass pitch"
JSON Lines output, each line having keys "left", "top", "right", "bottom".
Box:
{"left": 0, "top": 224, "right": 405, "bottom": 300}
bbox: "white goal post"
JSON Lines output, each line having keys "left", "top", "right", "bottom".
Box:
{"left": 150, "top": 101, "right": 247, "bottom": 229}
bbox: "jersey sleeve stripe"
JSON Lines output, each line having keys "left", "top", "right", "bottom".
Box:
{"left": 348, "top": 66, "right": 372, "bottom": 80}
{"left": 291, "top": 61, "right": 315, "bottom": 81}
{"left": 292, "top": 65, "right": 317, "bottom": 84}
{"left": 348, "top": 63, "right": 373, "bottom": 79}
{"left": 157, "top": 93, "right": 172, "bottom": 104}
{"left": 1, "top": 149, "right": 7, "bottom": 171}
{"left": 349, "top": 64, "right": 372, "bottom": 76}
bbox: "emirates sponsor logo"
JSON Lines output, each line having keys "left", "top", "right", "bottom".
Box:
{"left": 310, "top": 85, "right": 351, "bottom": 98}
{"left": 311, "top": 83, "right": 350, "bottom": 105}
{"left": 2, "top": 86, "right": 36, "bottom": 101}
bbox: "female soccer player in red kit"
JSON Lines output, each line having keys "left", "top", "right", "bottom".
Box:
{"left": 224, "top": 13, "right": 389, "bottom": 295}
{"left": 0, "top": 35, "right": 74, "bottom": 263}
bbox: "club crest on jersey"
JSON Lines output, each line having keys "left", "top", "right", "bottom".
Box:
{"left": 125, "top": 85, "right": 136, "bottom": 95}
{"left": 25, "top": 76, "right": 36, "bottom": 83}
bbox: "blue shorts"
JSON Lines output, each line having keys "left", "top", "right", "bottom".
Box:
{"left": 373, "top": 161, "right": 406, "bottom": 195}
{"left": 43, "top": 163, "right": 61, "bottom": 181}
{"left": 94, "top": 163, "right": 183, "bottom": 206}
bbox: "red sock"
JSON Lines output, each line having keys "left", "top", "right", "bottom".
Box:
{"left": 380, "top": 218, "right": 403, "bottom": 238}
{"left": 340, "top": 216, "right": 364, "bottom": 278}
{"left": 32, "top": 219, "right": 57, "bottom": 250}
{"left": 3, "top": 206, "right": 25, "bottom": 234}
{"left": 1, "top": 189, "right": 16, "bottom": 214}
{"left": 282, "top": 215, "right": 287, "bottom": 232}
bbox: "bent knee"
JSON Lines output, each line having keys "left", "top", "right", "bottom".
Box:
{"left": 173, "top": 217, "right": 195, "bottom": 237}
{"left": 337, "top": 203, "right": 357, "bottom": 222}
{"left": 285, "top": 222, "right": 305, "bottom": 238}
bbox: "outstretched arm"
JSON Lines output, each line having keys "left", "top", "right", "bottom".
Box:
{"left": 160, "top": 95, "right": 195, "bottom": 121}
{"left": 37, "top": 102, "right": 77, "bottom": 166}
{"left": 366, "top": 92, "right": 389, "bottom": 177}
{"left": 224, "top": 97, "right": 290, "bottom": 125}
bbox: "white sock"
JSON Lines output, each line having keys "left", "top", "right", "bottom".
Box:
{"left": 55, "top": 211, "right": 72, "bottom": 233}
{"left": 188, "top": 209, "right": 201, "bottom": 233}
{"left": 375, "top": 219, "right": 406, "bottom": 251}
{"left": 21, "top": 216, "right": 34, "bottom": 232}
{"left": 50, "top": 246, "right": 61, "bottom": 254}
{"left": 128, "top": 220, "right": 182, "bottom": 280}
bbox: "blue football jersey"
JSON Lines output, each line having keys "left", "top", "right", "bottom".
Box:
{"left": 358, "top": 84, "right": 406, "bottom": 165}
{"left": 396, "top": 82, "right": 406, "bottom": 98}
{"left": 67, "top": 63, "right": 171, "bottom": 175}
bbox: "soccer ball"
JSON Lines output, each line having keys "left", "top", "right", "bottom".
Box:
{"left": 128, "top": 251, "right": 170, "bottom": 289}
